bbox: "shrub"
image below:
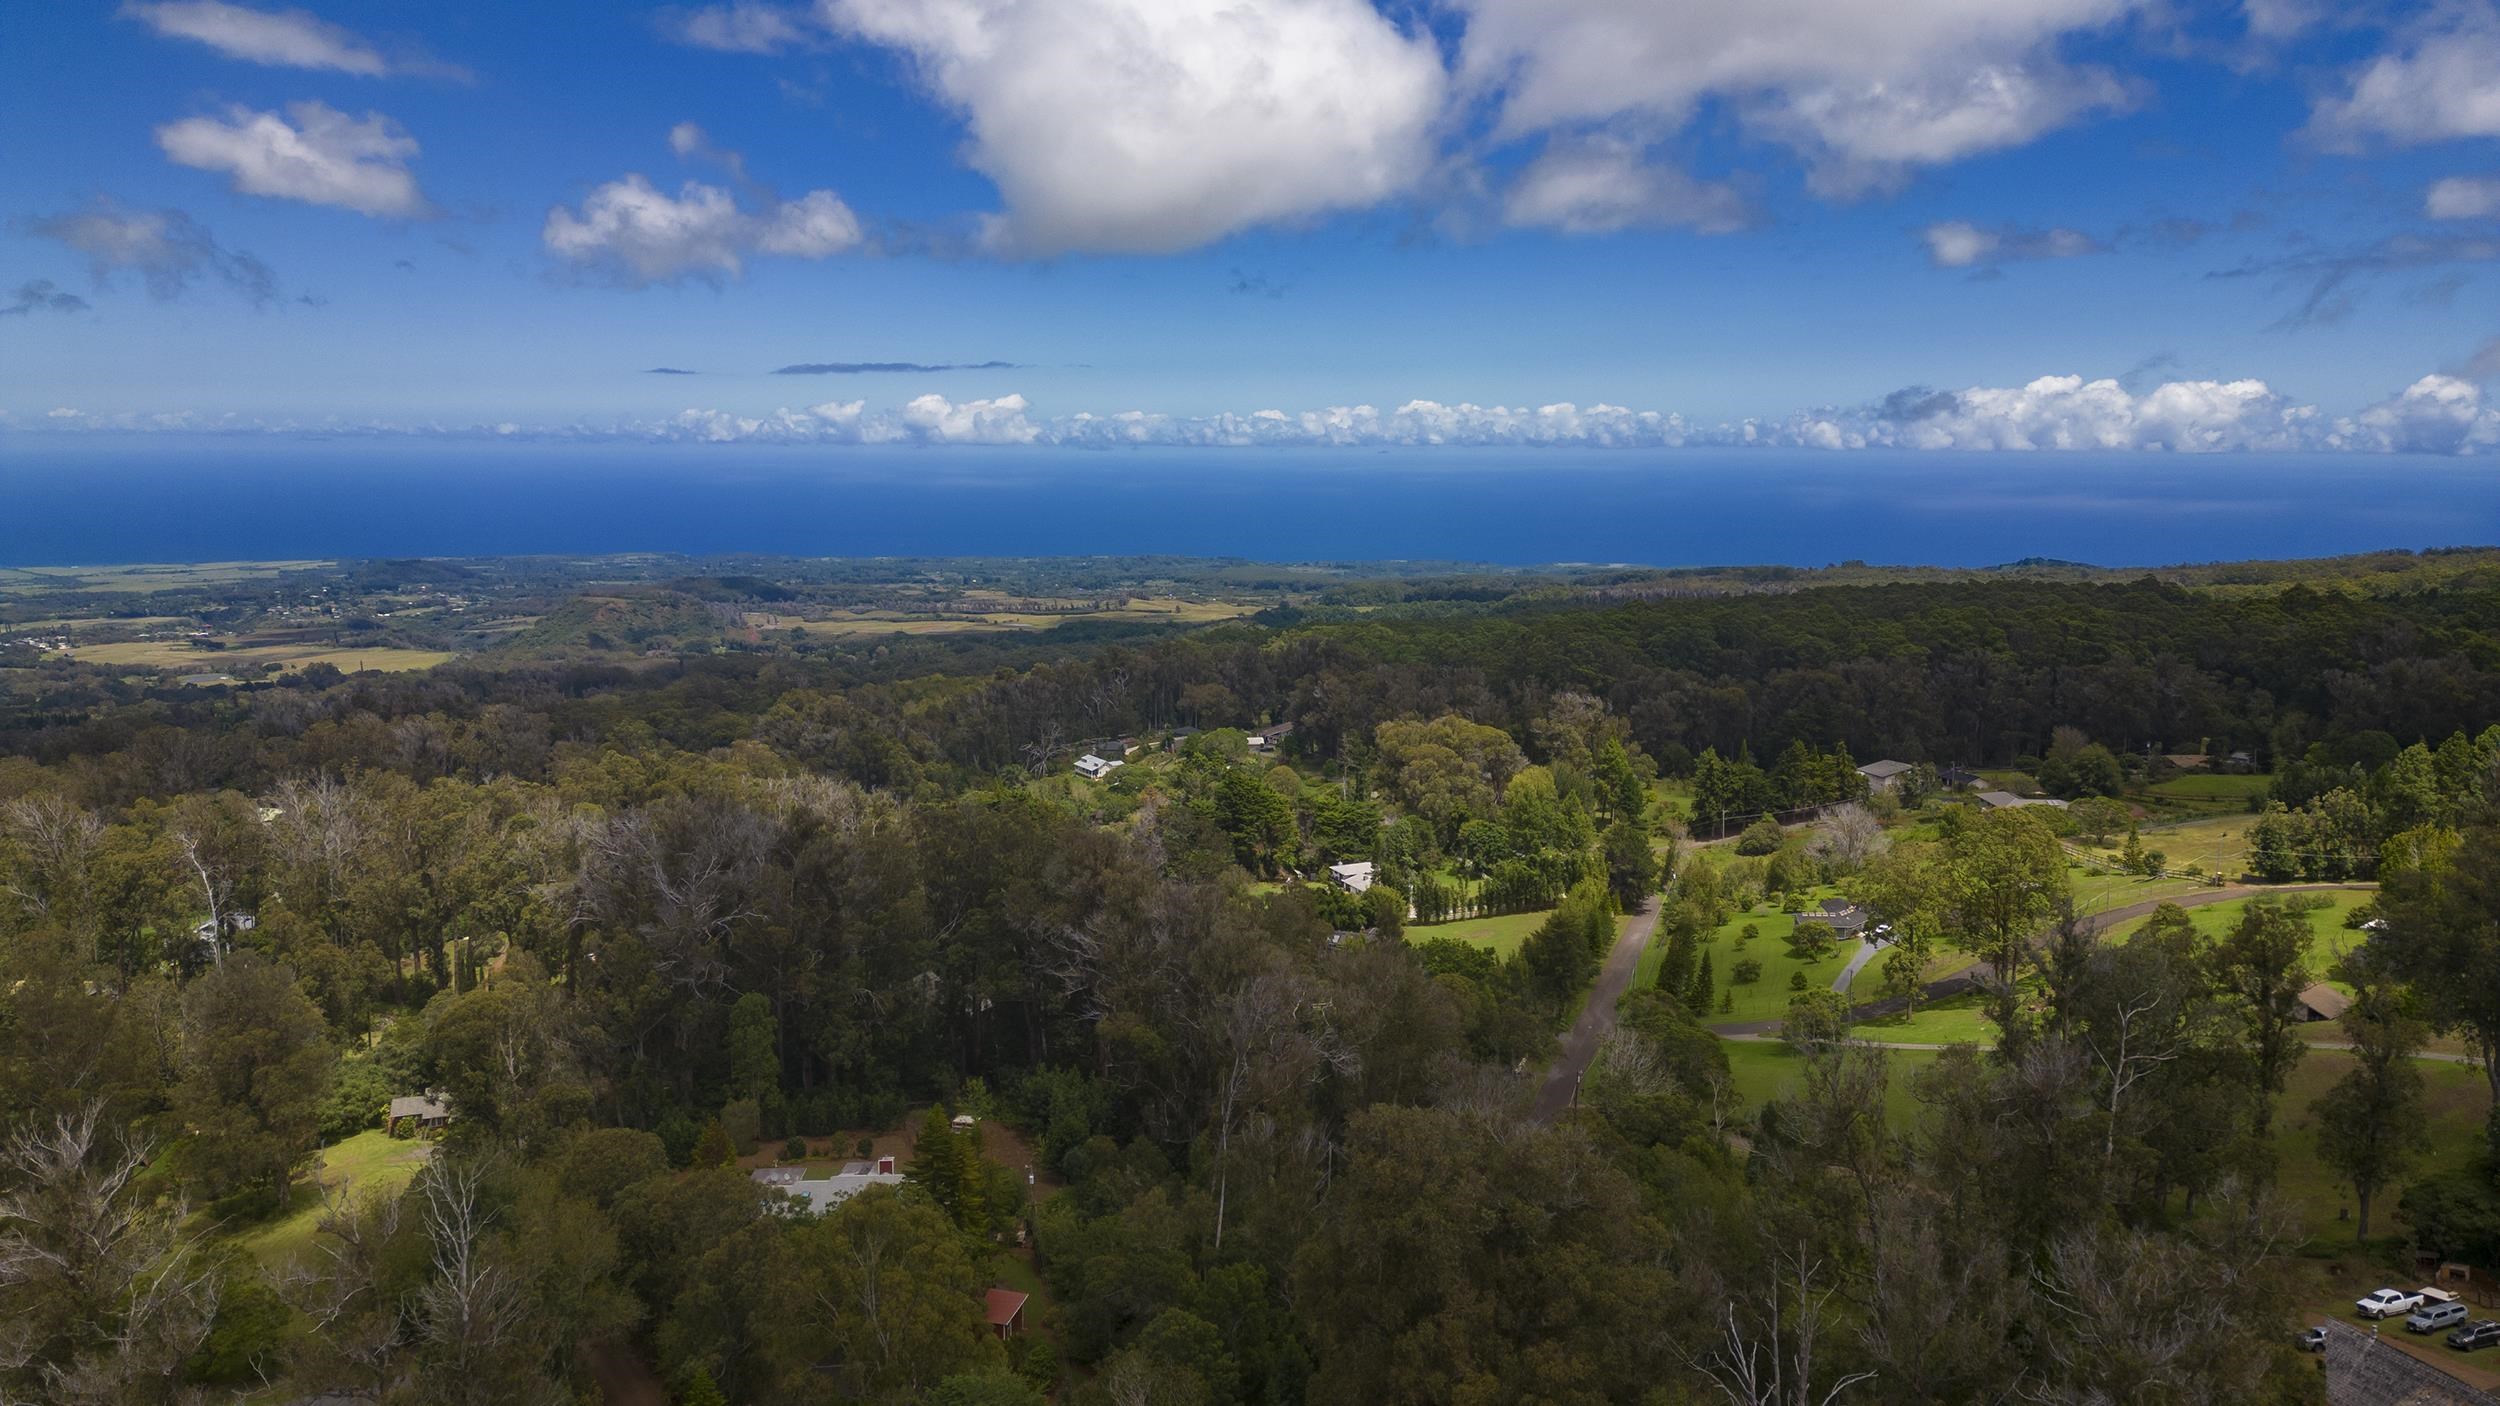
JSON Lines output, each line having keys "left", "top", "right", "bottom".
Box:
{"left": 1735, "top": 817, "right": 1787, "bottom": 856}
{"left": 1733, "top": 958, "right": 1763, "bottom": 985}
{"left": 856, "top": 1135, "right": 875, "bottom": 1159}
{"left": 1788, "top": 970, "right": 1808, "bottom": 991}
{"left": 783, "top": 1135, "right": 808, "bottom": 1161}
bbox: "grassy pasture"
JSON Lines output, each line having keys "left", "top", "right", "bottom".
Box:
{"left": 223, "top": 1130, "right": 433, "bottom": 1268}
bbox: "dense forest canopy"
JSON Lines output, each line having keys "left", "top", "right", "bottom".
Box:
{"left": 5, "top": 552, "right": 2500, "bottom": 1405}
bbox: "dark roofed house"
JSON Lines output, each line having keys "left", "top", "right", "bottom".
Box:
{"left": 1789, "top": 897, "right": 1870, "bottom": 938}
{"left": 387, "top": 1093, "right": 453, "bottom": 1138}
{"left": 1938, "top": 766, "right": 1985, "bottom": 790}
{"left": 1249, "top": 721, "right": 1295, "bottom": 753}
{"left": 2296, "top": 983, "right": 2353, "bottom": 1022}
{"left": 984, "top": 1287, "right": 1029, "bottom": 1340}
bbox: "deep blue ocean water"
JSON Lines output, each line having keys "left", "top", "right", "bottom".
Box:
{"left": 4, "top": 438, "right": 2498, "bottom": 568}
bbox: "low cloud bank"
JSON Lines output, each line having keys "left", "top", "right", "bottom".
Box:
{"left": 17, "top": 374, "right": 2500, "bottom": 454}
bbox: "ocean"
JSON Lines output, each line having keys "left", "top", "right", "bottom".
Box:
{"left": 4, "top": 438, "right": 2497, "bottom": 568}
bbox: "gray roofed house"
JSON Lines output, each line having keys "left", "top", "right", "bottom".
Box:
{"left": 387, "top": 1093, "right": 453, "bottom": 1136}
{"left": 1789, "top": 897, "right": 1870, "bottom": 937}
{"left": 755, "top": 1167, "right": 907, "bottom": 1216}
{"left": 1857, "top": 759, "right": 1916, "bottom": 790}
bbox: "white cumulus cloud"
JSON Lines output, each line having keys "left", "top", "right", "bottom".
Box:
{"left": 2308, "top": 8, "right": 2500, "bottom": 149}
{"left": 1455, "top": 0, "right": 2138, "bottom": 192}
{"left": 817, "top": 0, "right": 1447, "bottom": 255}
{"left": 156, "top": 102, "right": 429, "bottom": 217}
{"left": 2428, "top": 175, "right": 2500, "bottom": 219}
{"left": 546, "top": 130, "right": 862, "bottom": 285}
{"left": 2335, "top": 375, "right": 2500, "bottom": 454}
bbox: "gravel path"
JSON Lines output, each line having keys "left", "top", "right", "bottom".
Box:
{"left": 1529, "top": 896, "right": 1664, "bottom": 1124}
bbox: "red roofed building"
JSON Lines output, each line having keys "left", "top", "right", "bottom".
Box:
{"left": 984, "top": 1287, "right": 1028, "bottom": 1340}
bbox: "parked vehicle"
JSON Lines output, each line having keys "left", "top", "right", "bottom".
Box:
{"left": 2407, "top": 1295, "right": 2468, "bottom": 1333}
{"left": 2448, "top": 1321, "right": 2500, "bottom": 1351}
{"left": 2358, "top": 1288, "right": 2427, "bottom": 1319}
{"left": 2297, "top": 1326, "right": 2330, "bottom": 1353}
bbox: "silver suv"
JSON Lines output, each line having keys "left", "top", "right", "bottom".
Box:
{"left": 2409, "top": 1299, "right": 2470, "bottom": 1334}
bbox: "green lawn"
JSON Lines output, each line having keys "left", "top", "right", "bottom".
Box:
{"left": 2146, "top": 772, "right": 2273, "bottom": 804}
{"left": 1695, "top": 886, "right": 1859, "bottom": 1025}
{"left": 2106, "top": 890, "right": 2375, "bottom": 989}
{"left": 2274, "top": 1048, "right": 2490, "bottom": 1239}
{"left": 1850, "top": 990, "right": 1999, "bottom": 1045}
{"left": 2069, "top": 868, "right": 2212, "bottom": 915}
{"left": 1717, "top": 1040, "right": 1944, "bottom": 1126}
{"left": 224, "top": 1129, "right": 433, "bottom": 1268}
{"left": 2075, "top": 813, "right": 2256, "bottom": 880}
{"left": 1409, "top": 907, "right": 1550, "bottom": 957}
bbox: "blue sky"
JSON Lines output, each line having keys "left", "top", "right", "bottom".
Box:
{"left": 6, "top": 0, "right": 2500, "bottom": 452}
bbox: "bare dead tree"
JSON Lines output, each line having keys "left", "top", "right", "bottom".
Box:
{"left": 0, "top": 1105, "right": 221, "bottom": 1406}
{"left": 1690, "top": 1240, "right": 1877, "bottom": 1406}
{"left": 0, "top": 793, "right": 102, "bottom": 922}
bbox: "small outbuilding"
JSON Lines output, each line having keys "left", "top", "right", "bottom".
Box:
{"left": 984, "top": 1288, "right": 1029, "bottom": 1340}
{"left": 2296, "top": 983, "right": 2353, "bottom": 1023}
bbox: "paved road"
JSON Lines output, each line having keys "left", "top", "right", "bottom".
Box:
{"left": 1721, "top": 1032, "right": 2480, "bottom": 1066}
{"left": 1529, "top": 896, "right": 1664, "bottom": 1123}
{"left": 1708, "top": 882, "right": 2375, "bottom": 1037}
{"left": 1832, "top": 936, "right": 1883, "bottom": 995}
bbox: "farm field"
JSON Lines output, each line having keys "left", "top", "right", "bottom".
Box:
{"left": 747, "top": 594, "right": 1259, "bottom": 639}
{"left": 2075, "top": 811, "right": 2258, "bottom": 878}
{"left": 67, "top": 639, "right": 456, "bottom": 673}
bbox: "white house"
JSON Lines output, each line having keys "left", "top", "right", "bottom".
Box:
{"left": 1327, "top": 861, "right": 1376, "bottom": 894}
{"left": 1074, "top": 753, "right": 1123, "bottom": 780}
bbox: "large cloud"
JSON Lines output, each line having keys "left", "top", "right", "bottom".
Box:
{"left": 1454, "top": 0, "right": 2137, "bottom": 193}
{"left": 817, "top": 0, "right": 1446, "bottom": 255}
{"left": 2334, "top": 375, "right": 2500, "bottom": 454}
{"left": 545, "top": 129, "right": 862, "bottom": 285}
{"left": 157, "top": 102, "right": 429, "bottom": 217}
{"left": 2307, "top": 7, "right": 2500, "bottom": 149}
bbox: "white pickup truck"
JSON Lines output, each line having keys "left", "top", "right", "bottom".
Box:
{"left": 2356, "top": 1287, "right": 2447, "bottom": 1320}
